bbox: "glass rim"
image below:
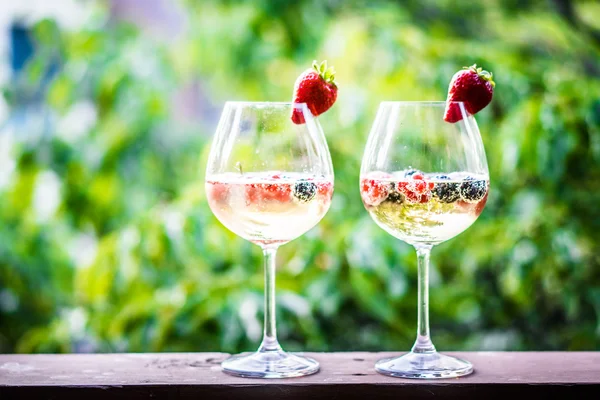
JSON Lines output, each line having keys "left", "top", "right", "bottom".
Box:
{"left": 379, "top": 101, "right": 464, "bottom": 106}
{"left": 224, "top": 101, "right": 309, "bottom": 108}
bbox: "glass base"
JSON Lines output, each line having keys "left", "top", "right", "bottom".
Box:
{"left": 222, "top": 349, "right": 319, "bottom": 378}
{"left": 375, "top": 351, "right": 473, "bottom": 379}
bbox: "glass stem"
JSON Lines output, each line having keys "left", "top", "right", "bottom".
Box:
{"left": 258, "top": 247, "right": 282, "bottom": 353}
{"left": 411, "top": 245, "right": 436, "bottom": 354}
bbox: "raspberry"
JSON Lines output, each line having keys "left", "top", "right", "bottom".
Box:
{"left": 207, "top": 181, "right": 229, "bottom": 203}
{"left": 246, "top": 182, "right": 292, "bottom": 204}
{"left": 397, "top": 174, "right": 433, "bottom": 204}
{"left": 317, "top": 181, "right": 333, "bottom": 198}
{"left": 245, "top": 184, "right": 260, "bottom": 204}
{"left": 403, "top": 190, "right": 431, "bottom": 203}
{"left": 361, "top": 178, "right": 390, "bottom": 206}
{"left": 265, "top": 183, "right": 293, "bottom": 201}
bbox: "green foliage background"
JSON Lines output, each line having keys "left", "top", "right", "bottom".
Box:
{"left": 1, "top": 0, "right": 599, "bottom": 354}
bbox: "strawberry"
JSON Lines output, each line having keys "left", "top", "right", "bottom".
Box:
{"left": 291, "top": 60, "right": 338, "bottom": 124}
{"left": 444, "top": 64, "right": 495, "bottom": 123}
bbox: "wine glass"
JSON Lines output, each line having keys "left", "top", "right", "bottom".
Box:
{"left": 360, "top": 101, "right": 489, "bottom": 378}
{"left": 205, "top": 102, "right": 334, "bottom": 378}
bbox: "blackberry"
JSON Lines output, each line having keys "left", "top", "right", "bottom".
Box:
{"left": 459, "top": 177, "right": 487, "bottom": 203}
{"left": 432, "top": 175, "right": 461, "bottom": 203}
{"left": 387, "top": 183, "right": 404, "bottom": 204}
{"left": 293, "top": 180, "right": 317, "bottom": 202}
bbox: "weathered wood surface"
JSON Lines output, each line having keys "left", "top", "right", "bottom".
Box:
{"left": 1, "top": 352, "right": 599, "bottom": 399}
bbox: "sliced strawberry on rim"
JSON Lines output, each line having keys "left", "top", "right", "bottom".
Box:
{"left": 444, "top": 64, "right": 495, "bottom": 123}
{"left": 291, "top": 60, "right": 338, "bottom": 124}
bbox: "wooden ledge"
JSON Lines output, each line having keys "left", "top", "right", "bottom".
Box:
{"left": 1, "top": 352, "right": 598, "bottom": 399}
